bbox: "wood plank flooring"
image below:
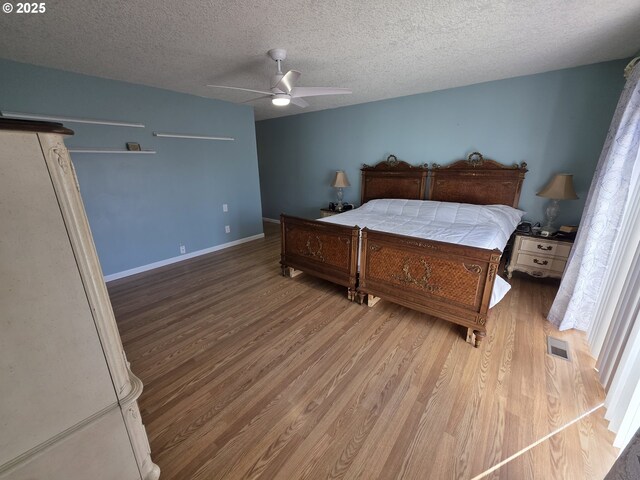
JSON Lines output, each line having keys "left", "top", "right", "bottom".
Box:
{"left": 108, "top": 222, "right": 618, "bottom": 479}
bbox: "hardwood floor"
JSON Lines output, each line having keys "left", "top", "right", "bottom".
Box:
{"left": 108, "top": 222, "right": 617, "bottom": 479}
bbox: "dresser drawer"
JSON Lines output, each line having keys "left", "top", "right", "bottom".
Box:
{"left": 519, "top": 237, "right": 571, "bottom": 259}
{"left": 515, "top": 252, "right": 567, "bottom": 273}
{"left": 507, "top": 233, "right": 574, "bottom": 280}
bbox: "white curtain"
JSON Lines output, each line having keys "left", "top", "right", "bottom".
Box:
{"left": 601, "top": 239, "right": 640, "bottom": 449}
{"left": 548, "top": 62, "right": 640, "bottom": 331}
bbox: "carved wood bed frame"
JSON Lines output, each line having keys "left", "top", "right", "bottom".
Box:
{"left": 360, "top": 155, "right": 428, "bottom": 204}
{"left": 280, "top": 216, "right": 360, "bottom": 300}
{"left": 280, "top": 152, "right": 528, "bottom": 347}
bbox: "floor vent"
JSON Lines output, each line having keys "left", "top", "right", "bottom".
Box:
{"left": 547, "top": 336, "right": 571, "bottom": 361}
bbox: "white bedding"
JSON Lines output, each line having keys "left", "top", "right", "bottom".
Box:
{"left": 319, "top": 199, "right": 524, "bottom": 308}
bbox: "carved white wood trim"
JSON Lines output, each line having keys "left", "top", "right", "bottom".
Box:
{"left": 38, "top": 133, "right": 132, "bottom": 397}
{"left": 37, "top": 133, "right": 159, "bottom": 480}
{"left": 121, "top": 374, "right": 161, "bottom": 480}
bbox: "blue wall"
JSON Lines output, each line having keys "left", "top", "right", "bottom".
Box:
{"left": 257, "top": 60, "right": 626, "bottom": 226}
{"left": 0, "top": 59, "right": 263, "bottom": 276}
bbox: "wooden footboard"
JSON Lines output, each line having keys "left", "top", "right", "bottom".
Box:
{"left": 280, "top": 215, "right": 360, "bottom": 300}
{"left": 358, "top": 228, "right": 502, "bottom": 347}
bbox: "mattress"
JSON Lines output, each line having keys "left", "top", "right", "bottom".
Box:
{"left": 319, "top": 199, "right": 524, "bottom": 308}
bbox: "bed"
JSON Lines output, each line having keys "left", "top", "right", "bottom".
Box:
{"left": 280, "top": 153, "right": 528, "bottom": 347}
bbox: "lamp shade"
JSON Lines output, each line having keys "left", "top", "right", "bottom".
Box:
{"left": 332, "top": 170, "right": 351, "bottom": 188}
{"left": 537, "top": 173, "right": 579, "bottom": 200}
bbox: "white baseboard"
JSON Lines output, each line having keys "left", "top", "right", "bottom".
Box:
{"left": 262, "top": 217, "right": 280, "bottom": 224}
{"left": 104, "top": 233, "right": 265, "bottom": 282}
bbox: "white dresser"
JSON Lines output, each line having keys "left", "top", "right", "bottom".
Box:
{"left": 506, "top": 232, "right": 574, "bottom": 279}
{"left": 0, "top": 119, "right": 159, "bottom": 480}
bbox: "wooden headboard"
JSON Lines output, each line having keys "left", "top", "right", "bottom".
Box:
{"left": 360, "top": 155, "right": 429, "bottom": 204}
{"left": 429, "top": 152, "right": 528, "bottom": 208}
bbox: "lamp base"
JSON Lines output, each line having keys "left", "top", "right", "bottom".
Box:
{"left": 541, "top": 199, "right": 560, "bottom": 236}
{"left": 336, "top": 187, "right": 344, "bottom": 212}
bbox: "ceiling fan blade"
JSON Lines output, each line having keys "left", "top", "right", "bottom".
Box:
{"left": 206, "top": 85, "right": 273, "bottom": 96}
{"left": 241, "top": 95, "right": 272, "bottom": 104}
{"left": 274, "top": 70, "right": 301, "bottom": 94}
{"left": 291, "top": 87, "right": 351, "bottom": 98}
{"left": 290, "top": 97, "right": 309, "bottom": 108}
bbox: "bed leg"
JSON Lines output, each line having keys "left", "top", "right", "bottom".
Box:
{"left": 473, "top": 330, "right": 486, "bottom": 348}
{"left": 283, "top": 267, "right": 303, "bottom": 278}
{"left": 366, "top": 294, "right": 381, "bottom": 307}
{"left": 466, "top": 328, "right": 476, "bottom": 345}
{"left": 347, "top": 288, "right": 356, "bottom": 302}
{"left": 357, "top": 291, "right": 366, "bottom": 305}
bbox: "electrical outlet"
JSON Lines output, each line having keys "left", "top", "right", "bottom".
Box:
{"left": 225, "top": 225, "right": 230, "bottom": 234}
{"left": 179, "top": 244, "right": 186, "bottom": 254}
{"left": 223, "top": 203, "right": 228, "bottom": 212}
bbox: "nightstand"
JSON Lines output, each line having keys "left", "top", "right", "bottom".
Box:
{"left": 506, "top": 232, "right": 574, "bottom": 279}
{"left": 320, "top": 208, "right": 339, "bottom": 217}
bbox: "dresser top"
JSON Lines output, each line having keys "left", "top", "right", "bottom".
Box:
{"left": 515, "top": 230, "right": 575, "bottom": 244}
{"left": 0, "top": 117, "right": 74, "bottom": 135}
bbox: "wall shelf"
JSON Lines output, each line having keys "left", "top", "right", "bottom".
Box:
{"left": 153, "top": 132, "right": 234, "bottom": 141}
{"left": 2, "top": 111, "right": 145, "bottom": 128}
{"left": 68, "top": 148, "right": 156, "bottom": 154}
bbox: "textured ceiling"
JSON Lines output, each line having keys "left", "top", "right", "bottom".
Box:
{"left": 0, "top": 0, "right": 639, "bottom": 120}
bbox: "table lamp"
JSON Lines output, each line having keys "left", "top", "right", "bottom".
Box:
{"left": 332, "top": 170, "right": 351, "bottom": 211}
{"left": 537, "top": 173, "right": 579, "bottom": 235}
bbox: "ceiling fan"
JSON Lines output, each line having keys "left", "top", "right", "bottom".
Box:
{"left": 207, "top": 48, "right": 351, "bottom": 108}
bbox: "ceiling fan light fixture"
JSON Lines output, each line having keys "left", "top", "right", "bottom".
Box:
{"left": 206, "top": 48, "right": 351, "bottom": 111}
{"left": 271, "top": 94, "right": 290, "bottom": 106}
